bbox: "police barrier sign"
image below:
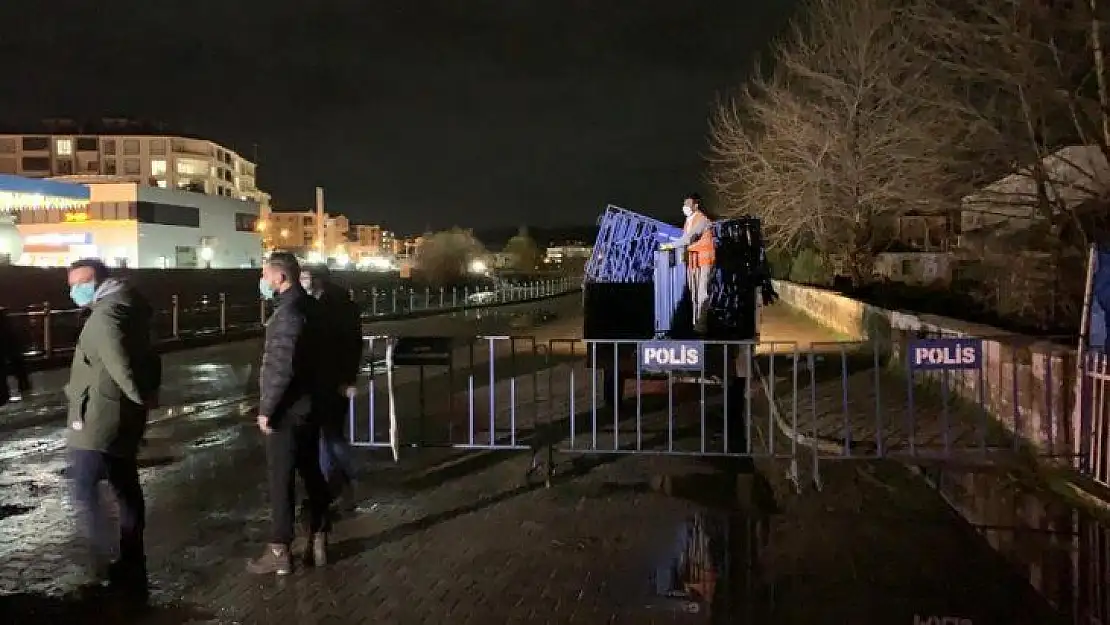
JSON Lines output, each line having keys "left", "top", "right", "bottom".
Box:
{"left": 640, "top": 340, "right": 704, "bottom": 371}
{"left": 908, "top": 338, "right": 983, "bottom": 370}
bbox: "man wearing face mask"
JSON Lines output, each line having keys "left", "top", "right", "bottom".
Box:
{"left": 64, "top": 258, "right": 160, "bottom": 600}
{"left": 247, "top": 252, "right": 333, "bottom": 576}
{"left": 665, "top": 193, "right": 716, "bottom": 334}
{"left": 299, "top": 265, "right": 362, "bottom": 513}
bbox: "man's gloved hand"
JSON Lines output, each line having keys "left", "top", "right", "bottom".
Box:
{"left": 761, "top": 283, "right": 780, "bottom": 306}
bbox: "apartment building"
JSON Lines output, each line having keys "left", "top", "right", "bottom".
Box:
{"left": 0, "top": 120, "right": 271, "bottom": 212}
{"left": 381, "top": 230, "right": 402, "bottom": 255}
{"left": 350, "top": 224, "right": 383, "bottom": 251}
{"left": 268, "top": 210, "right": 350, "bottom": 256}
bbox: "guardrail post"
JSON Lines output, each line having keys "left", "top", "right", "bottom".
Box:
{"left": 173, "top": 294, "right": 182, "bottom": 338}
{"left": 424, "top": 287, "right": 430, "bottom": 310}
{"left": 439, "top": 287, "right": 444, "bottom": 308}
{"left": 409, "top": 289, "right": 415, "bottom": 312}
{"left": 371, "top": 287, "right": 378, "bottom": 316}
{"left": 464, "top": 286, "right": 469, "bottom": 305}
{"left": 452, "top": 287, "right": 458, "bottom": 307}
{"left": 391, "top": 288, "right": 397, "bottom": 314}
{"left": 42, "top": 302, "right": 52, "bottom": 357}
{"left": 219, "top": 293, "right": 228, "bottom": 334}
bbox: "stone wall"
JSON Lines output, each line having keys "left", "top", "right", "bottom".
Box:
{"left": 772, "top": 280, "right": 1082, "bottom": 463}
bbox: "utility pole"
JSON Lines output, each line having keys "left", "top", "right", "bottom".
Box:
{"left": 315, "top": 186, "right": 326, "bottom": 258}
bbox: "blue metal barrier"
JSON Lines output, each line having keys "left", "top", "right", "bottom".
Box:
{"left": 654, "top": 249, "right": 687, "bottom": 337}
{"left": 585, "top": 205, "right": 681, "bottom": 284}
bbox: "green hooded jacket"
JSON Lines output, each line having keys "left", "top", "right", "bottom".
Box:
{"left": 64, "top": 279, "right": 161, "bottom": 456}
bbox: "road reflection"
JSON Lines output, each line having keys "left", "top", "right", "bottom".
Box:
{"left": 919, "top": 463, "right": 1110, "bottom": 624}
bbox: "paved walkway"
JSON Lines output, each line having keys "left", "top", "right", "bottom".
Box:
{"left": 751, "top": 322, "right": 1017, "bottom": 468}
{"left": 0, "top": 302, "right": 1076, "bottom": 624}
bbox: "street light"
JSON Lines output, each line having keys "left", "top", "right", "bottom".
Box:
{"left": 200, "top": 246, "right": 214, "bottom": 269}
{"left": 469, "top": 259, "right": 487, "bottom": 274}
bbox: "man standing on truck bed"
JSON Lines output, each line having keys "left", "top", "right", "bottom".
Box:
{"left": 668, "top": 193, "right": 715, "bottom": 334}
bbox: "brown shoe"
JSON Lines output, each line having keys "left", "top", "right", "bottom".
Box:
{"left": 302, "top": 533, "right": 328, "bottom": 567}
{"left": 246, "top": 543, "right": 292, "bottom": 576}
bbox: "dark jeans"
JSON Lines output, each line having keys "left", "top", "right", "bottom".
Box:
{"left": 319, "top": 395, "right": 355, "bottom": 491}
{"left": 266, "top": 421, "right": 332, "bottom": 544}
{"left": 68, "top": 449, "right": 146, "bottom": 565}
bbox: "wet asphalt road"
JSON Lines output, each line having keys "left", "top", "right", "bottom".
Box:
{"left": 0, "top": 296, "right": 579, "bottom": 564}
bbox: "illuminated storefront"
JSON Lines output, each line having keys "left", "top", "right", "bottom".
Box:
{"left": 0, "top": 174, "right": 90, "bottom": 265}
{"left": 11, "top": 182, "right": 261, "bottom": 269}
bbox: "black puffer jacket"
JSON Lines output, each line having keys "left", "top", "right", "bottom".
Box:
{"left": 259, "top": 286, "right": 323, "bottom": 427}
{"left": 315, "top": 283, "right": 363, "bottom": 389}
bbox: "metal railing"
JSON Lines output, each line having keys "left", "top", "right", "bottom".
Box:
{"left": 7, "top": 278, "right": 578, "bottom": 360}
{"left": 348, "top": 334, "right": 1082, "bottom": 491}
{"left": 1080, "top": 349, "right": 1110, "bottom": 489}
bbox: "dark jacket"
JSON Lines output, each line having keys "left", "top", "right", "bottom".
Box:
{"left": 259, "top": 285, "right": 322, "bottom": 428}
{"left": 0, "top": 308, "right": 30, "bottom": 406}
{"left": 65, "top": 279, "right": 161, "bottom": 456}
{"left": 315, "top": 283, "right": 363, "bottom": 389}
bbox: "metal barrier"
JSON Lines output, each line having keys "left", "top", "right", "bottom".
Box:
{"left": 1081, "top": 349, "right": 1110, "bottom": 487}
{"left": 6, "top": 278, "right": 577, "bottom": 359}
{"left": 350, "top": 334, "right": 1083, "bottom": 492}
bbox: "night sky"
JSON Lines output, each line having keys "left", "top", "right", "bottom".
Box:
{"left": 0, "top": 1, "right": 794, "bottom": 234}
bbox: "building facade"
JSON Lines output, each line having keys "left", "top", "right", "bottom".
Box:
{"left": 267, "top": 210, "right": 350, "bottom": 257}
{"left": 381, "top": 230, "right": 401, "bottom": 255}
{"left": 544, "top": 244, "right": 592, "bottom": 265}
{"left": 0, "top": 130, "right": 270, "bottom": 212}
{"left": 13, "top": 182, "right": 262, "bottom": 268}
{"left": 351, "top": 224, "right": 382, "bottom": 251}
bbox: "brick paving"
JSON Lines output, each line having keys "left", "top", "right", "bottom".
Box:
{"left": 754, "top": 346, "right": 1019, "bottom": 468}
{"left": 0, "top": 304, "right": 1080, "bottom": 624}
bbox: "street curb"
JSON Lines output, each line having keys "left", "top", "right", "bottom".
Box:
{"left": 23, "top": 287, "right": 581, "bottom": 374}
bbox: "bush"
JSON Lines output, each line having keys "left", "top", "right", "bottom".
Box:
{"left": 789, "top": 249, "right": 829, "bottom": 285}
{"left": 765, "top": 248, "right": 792, "bottom": 280}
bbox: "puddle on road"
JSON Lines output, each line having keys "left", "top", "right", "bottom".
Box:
{"left": 0, "top": 503, "right": 33, "bottom": 519}
{"left": 918, "top": 463, "right": 1110, "bottom": 624}
{"left": 189, "top": 428, "right": 239, "bottom": 450}
{"left": 632, "top": 470, "right": 772, "bottom": 623}
{"left": 625, "top": 463, "right": 1101, "bottom": 625}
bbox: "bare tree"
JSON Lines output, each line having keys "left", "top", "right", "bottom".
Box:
{"left": 415, "top": 227, "right": 486, "bottom": 285}
{"left": 710, "top": 0, "right": 971, "bottom": 284}
{"left": 915, "top": 0, "right": 1110, "bottom": 327}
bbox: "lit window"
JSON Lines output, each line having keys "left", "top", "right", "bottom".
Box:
{"left": 55, "top": 139, "right": 73, "bottom": 156}
{"left": 150, "top": 159, "right": 167, "bottom": 176}
{"left": 156, "top": 180, "right": 168, "bottom": 188}
{"left": 175, "top": 158, "right": 207, "bottom": 176}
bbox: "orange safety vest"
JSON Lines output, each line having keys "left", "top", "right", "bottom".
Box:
{"left": 685, "top": 211, "right": 715, "bottom": 267}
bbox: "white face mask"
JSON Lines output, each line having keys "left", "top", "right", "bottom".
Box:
{"left": 682, "top": 206, "right": 693, "bottom": 218}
